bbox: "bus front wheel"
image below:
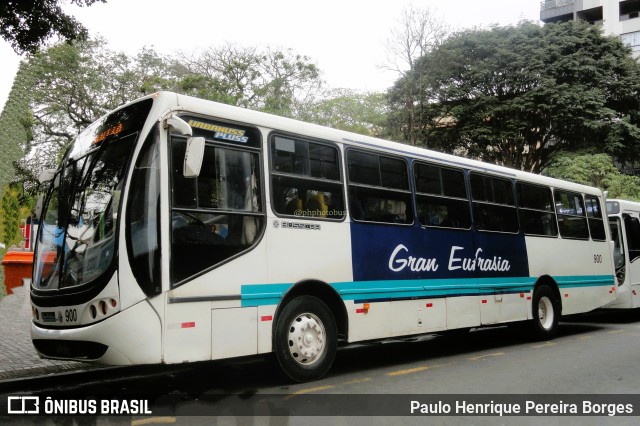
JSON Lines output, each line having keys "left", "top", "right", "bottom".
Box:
{"left": 275, "top": 296, "right": 337, "bottom": 382}
{"left": 530, "top": 285, "right": 560, "bottom": 340}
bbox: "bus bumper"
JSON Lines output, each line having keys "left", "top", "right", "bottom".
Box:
{"left": 31, "top": 300, "right": 162, "bottom": 365}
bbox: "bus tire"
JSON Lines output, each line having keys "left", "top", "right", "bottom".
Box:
{"left": 530, "top": 285, "right": 560, "bottom": 340}
{"left": 275, "top": 296, "right": 337, "bottom": 382}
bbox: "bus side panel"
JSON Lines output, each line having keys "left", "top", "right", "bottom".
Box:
{"left": 164, "top": 301, "right": 212, "bottom": 363}
{"left": 526, "top": 237, "right": 615, "bottom": 314}
{"left": 212, "top": 307, "right": 258, "bottom": 360}
{"left": 479, "top": 291, "right": 529, "bottom": 325}
{"left": 561, "top": 285, "right": 614, "bottom": 315}
{"left": 447, "top": 296, "right": 481, "bottom": 329}
{"left": 361, "top": 297, "right": 447, "bottom": 340}
{"left": 474, "top": 232, "right": 530, "bottom": 325}
{"left": 526, "top": 238, "right": 612, "bottom": 281}
{"left": 349, "top": 223, "right": 529, "bottom": 336}
{"left": 257, "top": 305, "right": 277, "bottom": 353}
{"left": 390, "top": 300, "right": 420, "bottom": 336}
{"left": 266, "top": 218, "right": 355, "bottom": 339}
{"left": 420, "top": 298, "right": 447, "bottom": 331}
{"left": 266, "top": 219, "right": 353, "bottom": 285}
{"left": 164, "top": 242, "right": 268, "bottom": 363}
{"left": 389, "top": 299, "right": 446, "bottom": 336}
{"left": 609, "top": 284, "right": 634, "bottom": 309}
{"left": 350, "top": 224, "right": 529, "bottom": 283}
{"left": 349, "top": 300, "right": 391, "bottom": 341}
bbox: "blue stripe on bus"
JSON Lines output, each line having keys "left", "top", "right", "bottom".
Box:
{"left": 239, "top": 275, "right": 614, "bottom": 307}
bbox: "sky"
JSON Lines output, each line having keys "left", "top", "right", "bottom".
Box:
{"left": 0, "top": 0, "right": 541, "bottom": 111}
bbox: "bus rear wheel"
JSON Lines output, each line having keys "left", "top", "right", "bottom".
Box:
{"left": 275, "top": 296, "right": 337, "bottom": 382}
{"left": 530, "top": 285, "right": 560, "bottom": 340}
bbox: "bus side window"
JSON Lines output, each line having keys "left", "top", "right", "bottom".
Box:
{"left": 516, "top": 182, "right": 557, "bottom": 237}
{"left": 554, "top": 190, "right": 589, "bottom": 240}
{"left": 414, "top": 162, "right": 471, "bottom": 230}
{"left": 585, "top": 196, "right": 606, "bottom": 241}
{"left": 610, "top": 218, "right": 625, "bottom": 270}
{"left": 470, "top": 173, "right": 518, "bottom": 233}
{"left": 270, "top": 136, "right": 344, "bottom": 220}
{"left": 347, "top": 150, "right": 413, "bottom": 225}
{"left": 169, "top": 131, "right": 265, "bottom": 286}
{"left": 623, "top": 214, "right": 640, "bottom": 262}
{"left": 171, "top": 138, "right": 197, "bottom": 208}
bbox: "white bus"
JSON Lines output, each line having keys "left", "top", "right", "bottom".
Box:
{"left": 31, "top": 92, "right": 616, "bottom": 382}
{"left": 606, "top": 199, "right": 640, "bottom": 309}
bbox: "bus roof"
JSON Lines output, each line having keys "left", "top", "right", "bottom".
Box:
{"left": 607, "top": 199, "right": 640, "bottom": 215}
{"left": 142, "top": 91, "right": 604, "bottom": 197}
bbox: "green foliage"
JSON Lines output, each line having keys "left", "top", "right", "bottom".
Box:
{"left": 2, "top": 40, "right": 327, "bottom": 193}
{"left": 298, "top": 89, "right": 388, "bottom": 137}
{"left": 174, "top": 44, "right": 322, "bottom": 118}
{"left": 0, "top": 0, "right": 106, "bottom": 54}
{"left": 0, "top": 61, "right": 34, "bottom": 193}
{"left": 0, "top": 185, "right": 24, "bottom": 248}
{"left": 388, "top": 21, "right": 640, "bottom": 173}
{"left": 10, "top": 38, "right": 150, "bottom": 193}
{"left": 544, "top": 154, "right": 640, "bottom": 201}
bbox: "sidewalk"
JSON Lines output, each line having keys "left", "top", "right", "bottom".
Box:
{"left": 0, "top": 284, "right": 97, "bottom": 384}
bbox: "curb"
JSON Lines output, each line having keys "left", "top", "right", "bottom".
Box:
{"left": 0, "top": 363, "right": 202, "bottom": 394}
{"left": 0, "top": 365, "right": 117, "bottom": 394}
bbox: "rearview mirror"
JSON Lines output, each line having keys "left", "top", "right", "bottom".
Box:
{"left": 35, "top": 195, "right": 44, "bottom": 219}
{"left": 183, "top": 136, "right": 205, "bottom": 178}
{"left": 38, "top": 169, "right": 56, "bottom": 184}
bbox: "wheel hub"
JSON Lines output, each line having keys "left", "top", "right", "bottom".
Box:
{"left": 288, "top": 313, "right": 325, "bottom": 365}
{"left": 538, "top": 296, "right": 554, "bottom": 330}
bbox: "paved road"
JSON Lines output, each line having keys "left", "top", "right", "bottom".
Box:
{"left": 3, "top": 309, "right": 639, "bottom": 425}
{"left": 0, "top": 285, "right": 99, "bottom": 381}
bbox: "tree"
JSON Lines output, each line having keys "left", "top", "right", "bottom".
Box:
{"left": 3, "top": 39, "right": 326, "bottom": 191}
{"left": 545, "top": 153, "right": 640, "bottom": 201}
{"left": 0, "top": 0, "right": 105, "bottom": 54}
{"left": 174, "top": 44, "right": 323, "bottom": 118}
{"left": 298, "top": 89, "right": 387, "bottom": 137}
{"left": 20, "top": 39, "right": 137, "bottom": 177}
{"left": 389, "top": 21, "right": 640, "bottom": 173}
{"left": 0, "top": 184, "right": 24, "bottom": 248}
{"left": 382, "top": 4, "right": 449, "bottom": 75}
{"left": 5, "top": 38, "right": 181, "bottom": 193}
{"left": 382, "top": 5, "right": 449, "bottom": 145}
{"left": 0, "top": 61, "right": 35, "bottom": 194}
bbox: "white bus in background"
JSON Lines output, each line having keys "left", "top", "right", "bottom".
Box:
{"left": 606, "top": 199, "right": 640, "bottom": 309}
{"left": 30, "top": 92, "right": 616, "bottom": 382}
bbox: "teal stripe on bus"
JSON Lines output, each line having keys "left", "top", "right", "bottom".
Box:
{"left": 239, "top": 275, "right": 614, "bottom": 307}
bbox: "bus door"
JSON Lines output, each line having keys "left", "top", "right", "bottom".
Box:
{"left": 621, "top": 213, "right": 640, "bottom": 308}
{"left": 164, "top": 118, "right": 268, "bottom": 363}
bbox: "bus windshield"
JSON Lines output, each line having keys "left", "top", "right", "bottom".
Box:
{"left": 33, "top": 98, "right": 153, "bottom": 290}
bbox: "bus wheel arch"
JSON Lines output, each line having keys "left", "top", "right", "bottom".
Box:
{"left": 276, "top": 280, "right": 348, "bottom": 342}
{"left": 530, "top": 276, "right": 562, "bottom": 340}
{"left": 272, "top": 280, "right": 347, "bottom": 382}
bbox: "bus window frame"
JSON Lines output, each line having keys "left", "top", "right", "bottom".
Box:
{"left": 346, "top": 148, "right": 414, "bottom": 226}
{"left": 623, "top": 213, "right": 640, "bottom": 263}
{"left": 553, "top": 189, "right": 590, "bottom": 241}
{"left": 469, "top": 171, "right": 519, "bottom": 234}
{"left": 585, "top": 195, "right": 607, "bottom": 242}
{"left": 167, "top": 118, "right": 266, "bottom": 287}
{"left": 413, "top": 160, "right": 472, "bottom": 231}
{"left": 515, "top": 181, "right": 558, "bottom": 238}
{"left": 268, "top": 132, "right": 346, "bottom": 222}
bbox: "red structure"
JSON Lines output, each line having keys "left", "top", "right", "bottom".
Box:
{"left": 2, "top": 251, "right": 34, "bottom": 295}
